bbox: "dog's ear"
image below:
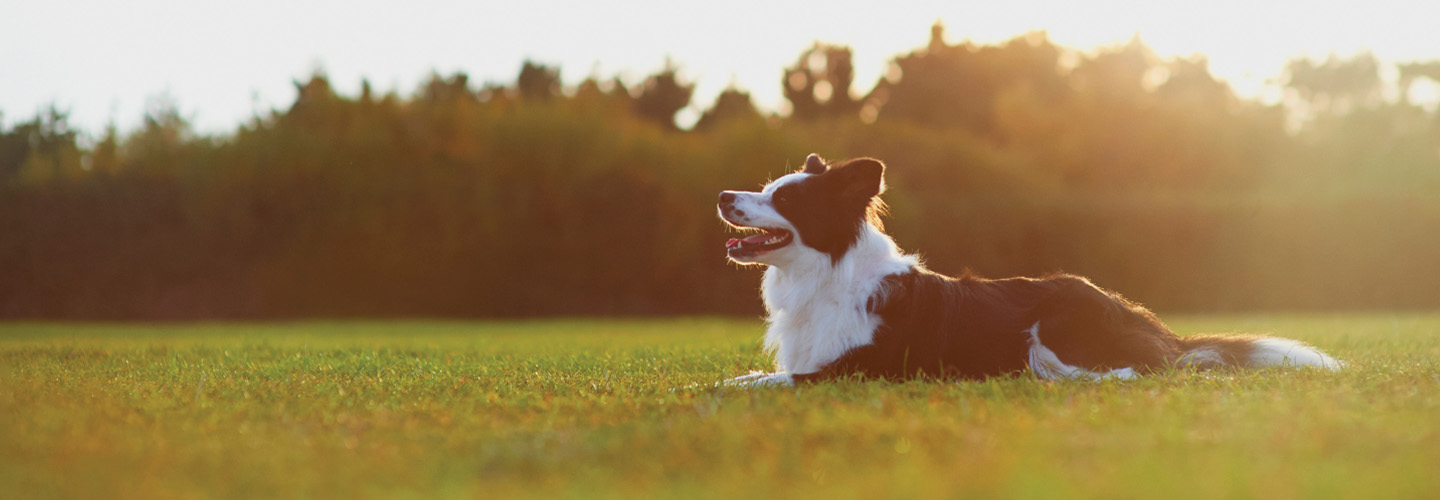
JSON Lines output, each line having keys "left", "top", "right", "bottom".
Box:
{"left": 833, "top": 158, "right": 885, "bottom": 201}
{"left": 803, "top": 153, "right": 828, "bottom": 174}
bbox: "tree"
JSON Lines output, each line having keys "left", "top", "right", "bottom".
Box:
{"left": 572, "top": 76, "right": 634, "bottom": 113}
{"left": 89, "top": 123, "right": 120, "bottom": 174}
{"left": 420, "top": 72, "right": 477, "bottom": 105}
{"left": 284, "top": 72, "right": 345, "bottom": 132}
{"left": 0, "top": 114, "right": 32, "bottom": 181}
{"left": 871, "top": 24, "right": 1067, "bottom": 133}
{"left": 517, "top": 61, "right": 561, "bottom": 101}
{"left": 124, "top": 95, "right": 195, "bottom": 172}
{"left": 0, "top": 106, "right": 81, "bottom": 180}
{"left": 694, "top": 86, "right": 763, "bottom": 131}
{"left": 1398, "top": 61, "right": 1440, "bottom": 104}
{"left": 1070, "top": 35, "right": 1155, "bottom": 99}
{"left": 632, "top": 60, "right": 694, "bottom": 130}
{"left": 1156, "top": 56, "right": 1233, "bottom": 108}
{"left": 1284, "top": 53, "right": 1383, "bottom": 114}
{"left": 782, "top": 44, "right": 861, "bottom": 121}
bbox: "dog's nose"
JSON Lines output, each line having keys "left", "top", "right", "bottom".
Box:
{"left": 719, "top": 192, "right": 736, "bottom": 205}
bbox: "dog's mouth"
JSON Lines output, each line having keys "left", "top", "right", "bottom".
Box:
{"left": 725, "top": 228, "right": 793, "bottom": 258}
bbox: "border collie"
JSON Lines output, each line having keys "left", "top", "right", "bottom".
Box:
{"left": 717, "top": 154, "right": 1342, "bottom": 387}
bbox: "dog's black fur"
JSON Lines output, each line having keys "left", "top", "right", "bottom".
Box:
{"left": 795, "top": 269, "right": 1185, "bottom": 382}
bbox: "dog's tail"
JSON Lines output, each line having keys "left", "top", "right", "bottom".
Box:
{"left": 1177, "top": 334, "right": 1343, "bottom": 370}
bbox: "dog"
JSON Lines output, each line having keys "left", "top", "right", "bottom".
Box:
{"left": 716, "top": 154, "right": 1342, "bottom": 387}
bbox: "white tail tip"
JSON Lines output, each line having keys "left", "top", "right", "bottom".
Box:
{"left": 1249, "top": 337, "right": 1343, "bottom": 370}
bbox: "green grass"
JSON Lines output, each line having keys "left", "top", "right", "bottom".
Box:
{"left": 2, "top": 314, "right": 1438, "bottom": 499}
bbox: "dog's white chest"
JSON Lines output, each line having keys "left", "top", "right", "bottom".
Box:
{"left": 764, "top": 297, "right": 880, "bottom": 374}
{"left": 753, "top": 224, "right": 919, "bottom": 375}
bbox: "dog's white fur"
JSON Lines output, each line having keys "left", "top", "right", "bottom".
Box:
{"left": 1250, "top": 337, "right": 1344, "bottom": 370}
{"left": 721, "top": 173, "right": 916, "bottom": 387}
{"left": 1024, "top": 322, "right": 1138, "bottom": 380}
{"left": 760, "top": 223, "right": 915, "bottom": 375}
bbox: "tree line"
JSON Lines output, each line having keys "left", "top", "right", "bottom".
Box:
{"left": 3, "top": 25, "right": 1439, "bottom": 319}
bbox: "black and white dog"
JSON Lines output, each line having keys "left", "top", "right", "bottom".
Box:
{"left": 717, "top": 154, "right": 1341, "bottom": 387}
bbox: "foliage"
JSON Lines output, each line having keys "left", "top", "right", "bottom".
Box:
{"left": 694, "top": 86, "right": 764, "bottom": 132}
{"left": 1, "top": 27, "right": 1439, "bottom": 319}
{"left": 783, "top": 44, "right": 861, "bottom": 120}
{"left": 0, "top": 314, "right": 1436, "bottom": 499}
{"left": 874, "top": 26, "right": 1071, "bottom": 134}
{"left": 0, "top": 106, "right": 83, "bottom": 181}
{"left": 631, "top": 60, "right": 695, "bottom": 130}
{"left": 1286, "top": 53, "right": 1384, "bottom": 112}
{"left": 516, "top": 61, "right": 562, "bottom": 101}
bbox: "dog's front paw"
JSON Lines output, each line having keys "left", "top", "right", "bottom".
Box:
{"left": 721, "top": 371, "right": 794, "bottom": 388}
{"left": 719, "top": 371, "right": 768, "bottom": 387}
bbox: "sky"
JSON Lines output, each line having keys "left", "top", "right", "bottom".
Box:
{"left": 3, "top": 0, "right": 1439, "bottom": 134}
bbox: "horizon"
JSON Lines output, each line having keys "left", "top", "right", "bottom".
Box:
{"left": 4, "top": 0, "right": 1440, "bottom": 135}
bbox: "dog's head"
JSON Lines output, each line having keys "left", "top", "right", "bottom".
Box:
{"left": 717, "top": 154, "right": 887, "bottom": 266}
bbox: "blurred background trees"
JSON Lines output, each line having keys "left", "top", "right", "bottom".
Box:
{"left": 632, "top": 60, "right": 695, "bottom": 130}
{"left": 2, "top": 25, "right": 1438, "bottom": 319}
{"left": 783, "top": 43, "right": 862, "bottom": 120}
{"left": 693, "top": 86, "right": 763, "bottom": 132}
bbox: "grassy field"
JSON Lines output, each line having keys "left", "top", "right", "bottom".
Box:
{"left": 1, "top": 314, "right": 1438, "bottom": 499}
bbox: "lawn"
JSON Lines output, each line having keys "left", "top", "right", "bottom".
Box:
{"left": 1, "top": 314, "right": 1437, "bottom": 499}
